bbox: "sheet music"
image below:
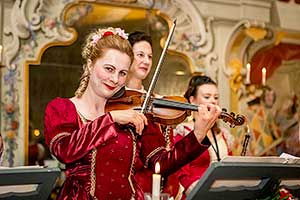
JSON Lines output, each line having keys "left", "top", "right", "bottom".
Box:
{"left": 0, "top": 185, "right": 38, "bottom": 195}
{"left": 211, "top": 180, "right": 261, "bottom": 188}
{"left": 0, "top": 165, "right": 44, "bottom": 170}
{"left": 221, "top": 155, "right": 300, "bottom": 164}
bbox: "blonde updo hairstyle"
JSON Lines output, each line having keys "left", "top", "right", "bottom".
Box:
{"left": 75, "top": 27, "right": 134, "bottom": 97}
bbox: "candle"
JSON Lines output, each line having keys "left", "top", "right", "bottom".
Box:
{"left": 152, "top": 162, "right": 161, "bottom": 200}
{"left": 262, "top": 67, "right": 266, "bottom": 86}
{"left": 0, "top": 45, "right": 2, "bottom": 64}
{"left": 245, "top": 63, "right": 251, "bottom": 84}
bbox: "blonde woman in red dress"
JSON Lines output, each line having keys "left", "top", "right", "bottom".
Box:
{"left": 174, "top": 75, "right": 234, "bottom": 199}
{"left": 44, "top": 28, "right": 221, "bottom": 200}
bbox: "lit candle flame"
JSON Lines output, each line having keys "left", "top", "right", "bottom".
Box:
{"left": 246, "top": 63, "right": 251, "bottom": 84}
{"left": 155, "top": 162, "right": 160, "bottom": 174}
{"left": 262, "top": 67, "right": 266, "bottom": 86}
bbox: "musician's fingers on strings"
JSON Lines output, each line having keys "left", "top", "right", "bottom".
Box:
{"left": 133, "top": 112, "right": 147, "bottom": 135}
{"left": 197, "top": 105, "right": 210, "bottom": 121}
{"left": 207, "top": 104, "right": 222, "bottom": 118}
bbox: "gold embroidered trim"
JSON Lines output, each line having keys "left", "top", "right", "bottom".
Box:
{"left": 77, "top": 110, "right": 88, "bottom": 124}
{"left": 144, "top": 146, "right": 165, "bottom": 168}
{"left": 76, "top": 110, "right": 98, "bottom": 199}
{"left": 164, "top": 126, "right": 171, "bottom": 151}
{"left": 49, "top": 132, "right": 71, "bottom": 154}
{"left": 90, "top": 148, "right": 97, "bottom": 199}
{"left": 127, "top": 128, "right": 136, "bottom": 195}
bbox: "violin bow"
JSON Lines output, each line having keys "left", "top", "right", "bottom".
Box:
{"left": 141, "top": 19, "right": 177, "bottom": 114}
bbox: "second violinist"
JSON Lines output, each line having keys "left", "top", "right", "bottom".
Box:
{"left": 126, "top": 31, "right": 180, "bottom": 198}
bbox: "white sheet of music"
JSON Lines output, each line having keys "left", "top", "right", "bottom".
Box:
{"left": 221, "top": 154, "right": 300, "bottom": 165}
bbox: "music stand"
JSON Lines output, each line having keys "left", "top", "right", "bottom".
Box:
{"left": 0, "top": 166, "right": 60, "bottom": 200}
{"left": 187, "top": 156, "right": 300, "bottom": 200}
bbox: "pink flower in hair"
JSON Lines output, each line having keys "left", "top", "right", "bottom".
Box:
{"left": 91, "top": 34, "right": 101, "bottom": 45}
{"left": 91, "top": 27, "right": 128, "bottom": 46}
{"left": 115, "top": 28, "right": 128, "bottom": 40}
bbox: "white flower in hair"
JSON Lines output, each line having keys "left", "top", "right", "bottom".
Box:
{"left": 91, "top": 27, "right": 128, "bottom": 45}
{"left": 115, "top": 28, "right": 128, "bottom": 40}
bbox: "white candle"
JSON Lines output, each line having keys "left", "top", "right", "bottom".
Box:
{"left": 152, "top": 162, "right": 161, "bottom": 200}
{"left": 262, "top": 67, "right": 266, "bottom": 86}
{"left": 245, "top": 63, "right": 251, "bottom": 84}
{"left": 0, "top": 45, "right": 2, "bottom": 64}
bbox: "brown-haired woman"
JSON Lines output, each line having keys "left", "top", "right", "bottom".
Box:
{"left": 174, "top": 75, "right": 234, "bottom": 199}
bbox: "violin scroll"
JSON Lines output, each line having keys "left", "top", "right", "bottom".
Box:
{"left": 219, "top": 108, "right": 246, "bottom": 128}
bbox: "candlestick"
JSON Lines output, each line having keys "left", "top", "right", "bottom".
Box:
{"left": 152, "top": 162, "right": 161, "bottom": 200}
{"left": 262, "top": 67, "right": 266, "bottom": 86}
{"left": 245, "top": 63, "right": 251, "bottom": 84}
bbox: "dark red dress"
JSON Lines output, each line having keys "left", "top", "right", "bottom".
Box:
{"left": 44, "top": 98, "right": 210, "bottom": 200}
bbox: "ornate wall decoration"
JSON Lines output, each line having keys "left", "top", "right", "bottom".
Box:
{"left": 222, "top": 20, "right": 274, "bottom": 100}
{"left": 220, "top": 20, "right": 275, "bottom": 155}
{"left": 1, "top": 0, "right": 76, "bottom": 166}
{"left": 1, "top": 64, "right": 20, "bottom": 167}
{"left": 147, "top": 0, "right": 217, "bottom": 78}
{"left": 223, "top": 17, "right": 300, "bottom": 156}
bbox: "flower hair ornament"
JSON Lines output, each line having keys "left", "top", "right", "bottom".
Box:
{"left": 91, "top": 27, "right": 128, "bottom": 45}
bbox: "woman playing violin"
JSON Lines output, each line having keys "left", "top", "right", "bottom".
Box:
{"left": 126, "top": 31, "right": 152, "bottom": 93}
{"left": 126, "top": 31, "right": 180, "bottom": 198}
{"left": 174, "top": 75, "right": 234, "bottom": 198}
{"left": 44, "top": 27, "right": 221, "bottom": 200}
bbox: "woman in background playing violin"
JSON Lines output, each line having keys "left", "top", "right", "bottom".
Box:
{"left": 44, "top": 27, "right": 221, "bottom": 200}
{"left": 174, "top": 75, "right": 234, "bottom": 199}
{"left": 126, "top": 31, "right": 180, "bottom": 198}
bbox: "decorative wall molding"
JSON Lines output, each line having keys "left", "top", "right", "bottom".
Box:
{"left": 222, "top": 20, "right": 275, "bottom": 93}
{"left": 1, "top": 0, "right": 75, "bottom": 166}
{"left": 152, "top": 0, "right": 216, "bottom": 74}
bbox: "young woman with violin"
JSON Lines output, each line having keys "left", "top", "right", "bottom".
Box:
{"left": 44, "top": 27, "right": 221, "bottom": 200}
{"left": 174, "top": 75, "right": 234, "bottom": 198}
{"left": 126, "top": 31, "right": 180, "bottom": 198}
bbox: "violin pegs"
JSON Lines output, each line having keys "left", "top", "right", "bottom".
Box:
{"left": 222, "top": 108, "right": 227, "bottom": 112}
{"left": 230, "top": 112, "right": 235, "bottom": 117}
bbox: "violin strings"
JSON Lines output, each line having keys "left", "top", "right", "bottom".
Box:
{"left": 153, "top": 98, "right": 198, "bottom": 111}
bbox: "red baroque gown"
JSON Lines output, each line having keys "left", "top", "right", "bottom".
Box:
{"left": 44, "top": 98, "right": 210, "bottom": 200}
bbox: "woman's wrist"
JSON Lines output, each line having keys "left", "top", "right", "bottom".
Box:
{"left": 193, "top": 130, "right": 206, "bottom": 144}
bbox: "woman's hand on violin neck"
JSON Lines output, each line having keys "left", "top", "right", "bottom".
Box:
{"left": 110, "top": 110, "right": 148, "bottom": 135}
{"left": 193, "top": 104, "right": 221, "bottom": 143}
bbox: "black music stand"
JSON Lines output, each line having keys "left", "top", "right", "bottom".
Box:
{"left": 186, "top": 156, "right": 300, "bottom": 200}
{"left": 0, "top": 167, "right": 60, "bottom": 200}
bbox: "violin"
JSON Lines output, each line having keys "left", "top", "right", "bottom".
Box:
{"left": 105, "top": 89, "right": 245, "bottom": 128}
{"left": 106, "top": 20, "right": 245, "bottom": 128}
